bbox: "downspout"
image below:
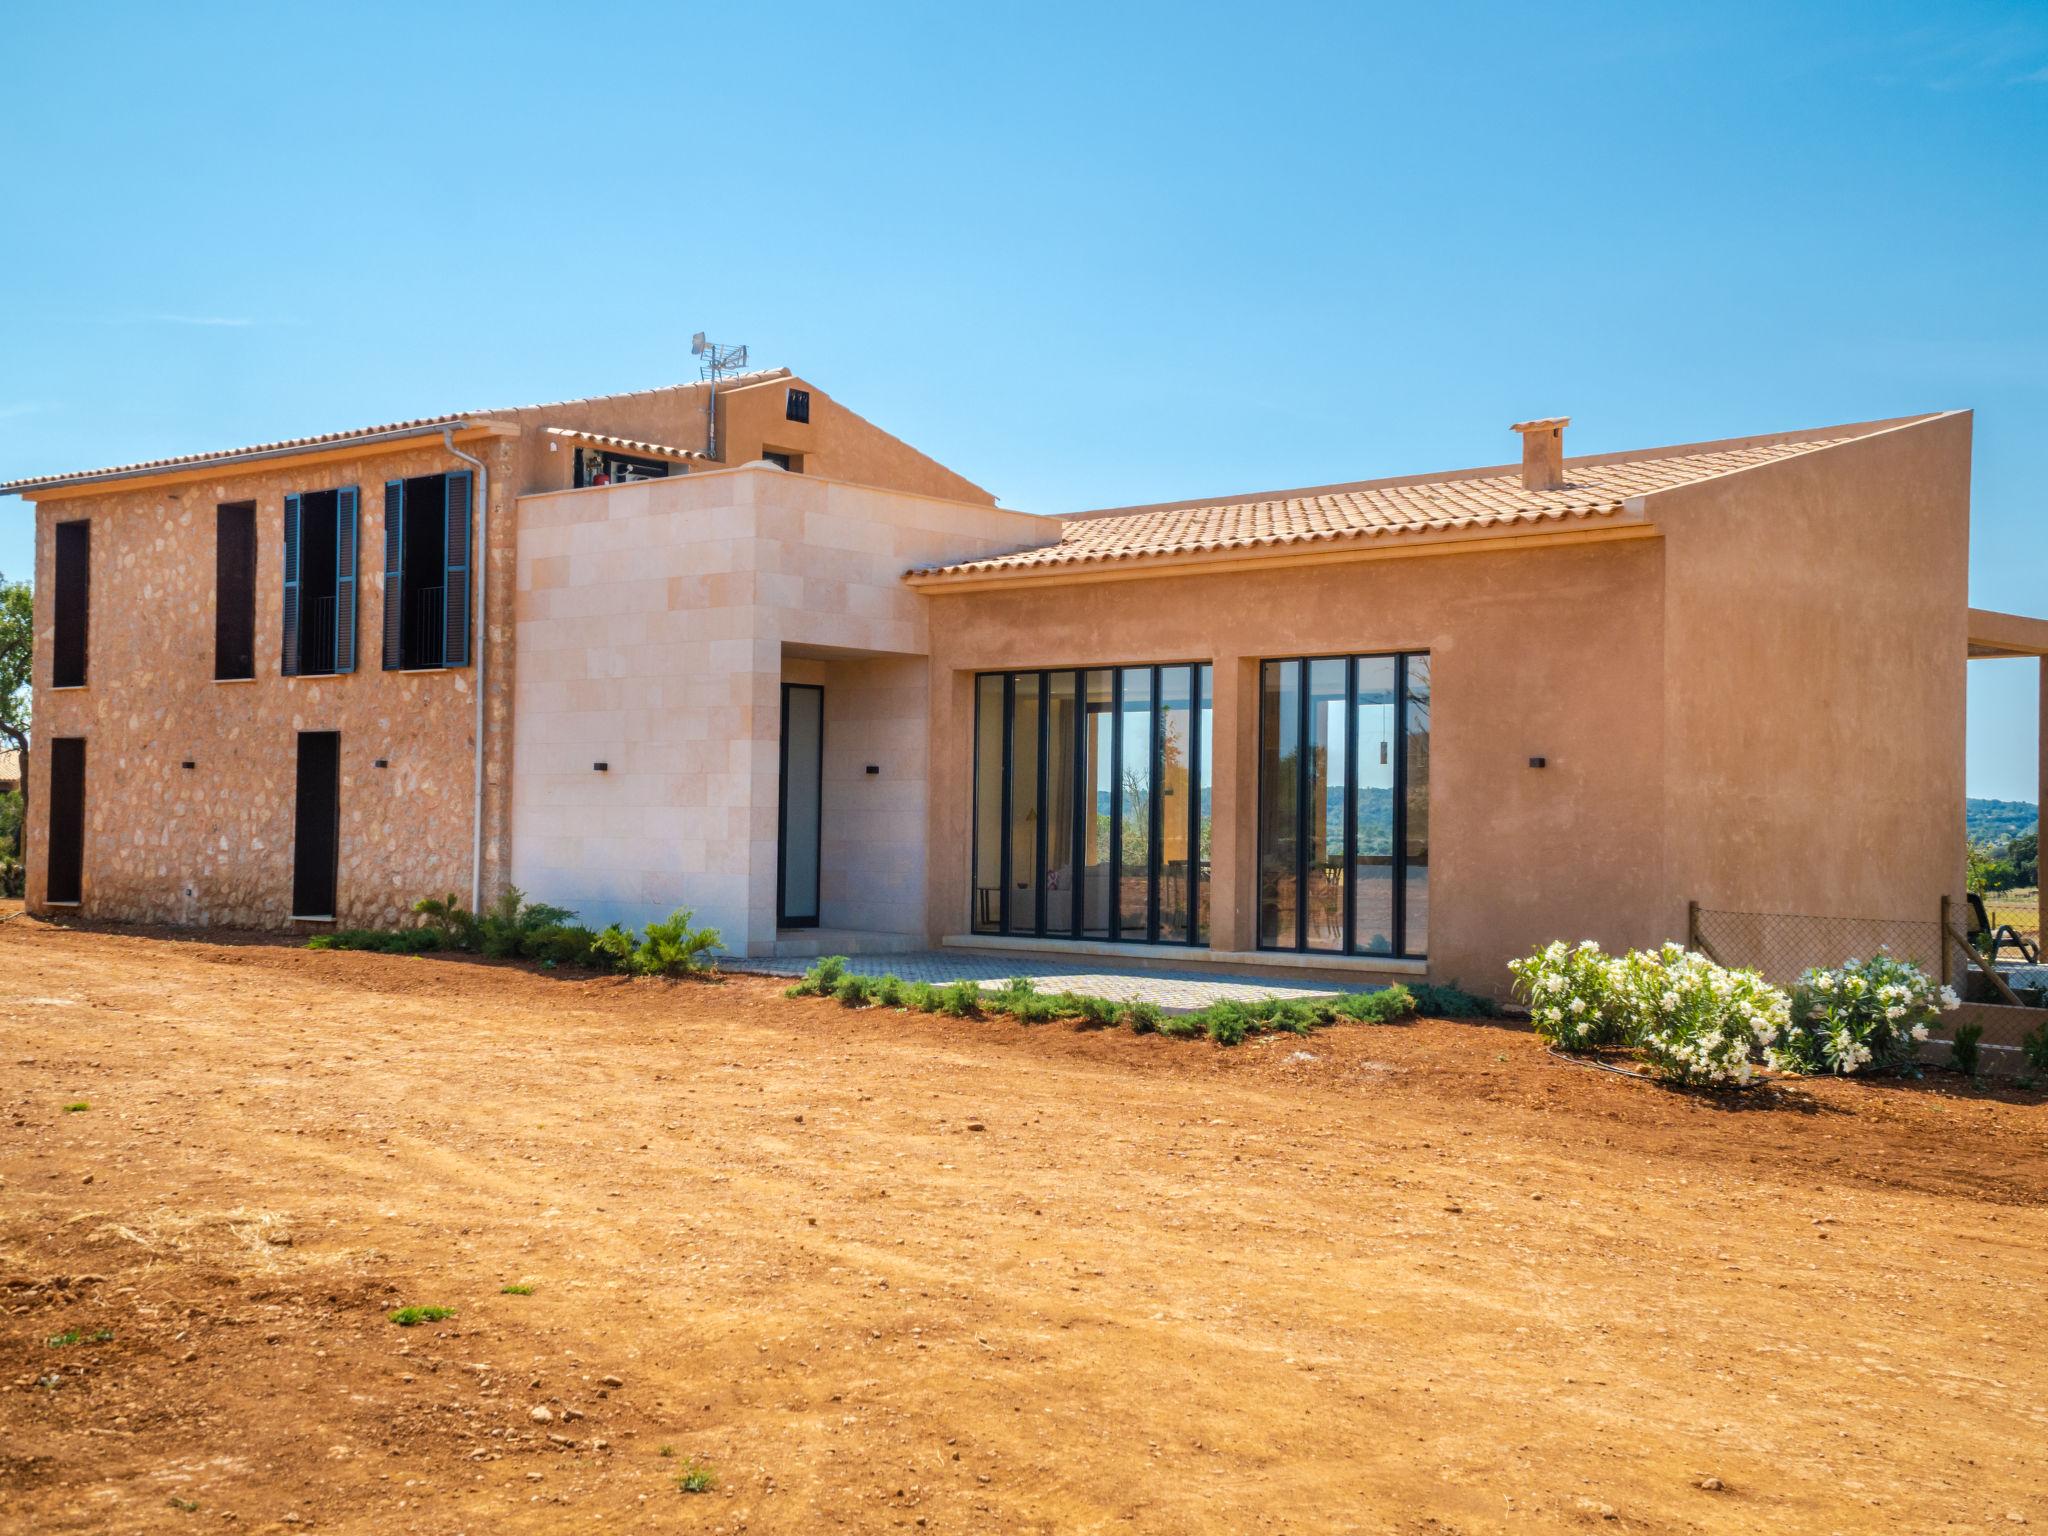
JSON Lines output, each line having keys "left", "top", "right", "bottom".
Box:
{"left": 443, "top": 428, "right": 489, "bottom": 912}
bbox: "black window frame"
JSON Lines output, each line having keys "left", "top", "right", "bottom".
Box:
{"left": 1256, "top": 651, "right": 1430, "bottom": 959}
{"left": 51, "top": 519, "right": 90, "bottom": 689}
{"left": 970, "top": 663, "right": 1210, "bottom": 947}
{"left": 785, "top": 388, "right": 811, "bottom": 424}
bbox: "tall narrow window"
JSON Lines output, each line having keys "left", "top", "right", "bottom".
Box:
{"left": 968, "top": 664, "right": 1209, "bottom": 947}
{"left": 215, "top": 502, "right": 257, "bottom": 680}
{"left": 45, "top": 737, "right": 86, "bottom": 904}
{"left": 292, "top": 731, "right": 341, "bottom": 920}
{"left": 1257, "top": 661, "right": 1301, "bottom": 948}
{"left": 382, "top": 472, "right": 471, "bottom": 671}
{"left": 1080, "top": 670, "right": 1115, "bottom": 939}
{"left": 1194, "top": 667, "right": 1213, "bottom": 945}
{"left": 282, "top": 488, "right": 359, "bottom": 677}
{"left": 1259, "top": 652, "right": 1432, "bottom": 958}
{"left": 785, "top": 388, "right": 811, "bottom": 423}
{"left": 972, "top": 675, "right": 1005, "bottom": 934}
{"left": 52, "top": 520, "right": 89, "bottom": 688}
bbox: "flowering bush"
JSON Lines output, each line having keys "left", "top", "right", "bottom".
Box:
{"left": 1775, "top": 954, "right": 1958, "bottom": 1075}
{"left": 1608, "top": 943, "right": 1788, "bottom": 1087}
{"left": 1510, "top": 939, "right": 1626, "bottom": 1048}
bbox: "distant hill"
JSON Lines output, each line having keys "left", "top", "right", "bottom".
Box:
{"left": 1967, "top": 798, "right": 2037, "bottom": 846}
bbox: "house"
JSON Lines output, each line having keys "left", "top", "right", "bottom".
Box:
{"left": 0, "top": 749, "right": 19, "bottom": 796}
{"left": 8, "top": 381, "right": 2044, "bottom": 997}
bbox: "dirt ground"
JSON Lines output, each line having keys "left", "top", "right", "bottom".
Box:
{"left": 2, "top": 914, "right": 2045, "bottom": 1535}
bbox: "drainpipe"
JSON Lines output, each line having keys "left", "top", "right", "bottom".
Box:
{"left": 443, "top": 428, "right": 489, "bottom": 913}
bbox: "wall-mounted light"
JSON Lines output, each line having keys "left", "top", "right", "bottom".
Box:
{"left": 593, "top": 762, "right": 609, "bottom": 773}
{"left": 864, "top": 764, "right": 880, "bottom": 776}
{"left": 1529, "top": 756, "right": 1548, "bottom": 769}
{"left": 374, "top": 758, "right": 389, "bottom": 769}
{"left": 180, "top": 760, "right": 195, "bottom": 770}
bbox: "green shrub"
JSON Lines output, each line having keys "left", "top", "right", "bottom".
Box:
{"left": 834, "top": 974, "right": 878, "bottom": 1007}
{"left": 2022, "top": 1020, "right": 2048, "bottom": 1076}
{"left": 1950, "top": 1021, "right": 1984, "bottom": 1077}
{"left": 1156, "top": 1014, "right": 1204, "bottom": 1039}
{"left": 1013, "top": 994, "right": 1060, "bottom": 1024}
{"left": 904, "top": 979, "right": 942, "bottom": 1012}
{"left": 1510, "top": 940, "right": 1629, "bottom": 1048}
{"left": 1202, "top": 1002, "right": 1252, "bottom": 1046}
{"left": 786, "top": 955, "right": 850, "bottom": 997}
{"left": 523, "top": 924, "right": 603, "bottom": 968}
{"left": 937, "top": 980, "right": 982, "bottom": 1018}
{"left": 1780, "top": 954, "right": 1955, "bottom": 1076}
{"left": 874, "top": 974, "right": 907, "bottom": 1007}
{"left": 1408, "top": 982, "right": 1498, "bottom": 1018}
{"left": 1333, "top": 984, "right": 1418, "bottom": 1024}
{"left": 624, "top": 909, "right": 722, "bottom": 977}
{"left": 1073, "top": 994, "right": 1120, "bottom": 1028}
{"left": 1123, "top": 1000, "right": 1163, "bottom": 1034}
{"left": 591, "top": 923, "right": 637, "bottom": 970}
{"left": 307, "top": 927, "right": 445, "bottom": 955}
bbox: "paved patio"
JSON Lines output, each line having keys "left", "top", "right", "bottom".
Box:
{"left": 727, "top": 948, "right": 1365, "bottom": 1011}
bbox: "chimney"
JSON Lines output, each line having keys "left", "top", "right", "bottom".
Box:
{"left": 1511, "top": 416, "right": 1569, "bottom": 492}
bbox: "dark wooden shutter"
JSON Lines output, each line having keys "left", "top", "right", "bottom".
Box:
{"left": 381, "top": 479, "right": 405, "bottom": 669}
{"left": 333, "top": 486, "right": 358, "bottom": 674}
{"left": 51, "top": 520, "right": 90, "bottom": 688}
{"left": 281, "top": 493, "right": 302, "bottom": 677}
{"left": 45, "top": 737, "right": 86, "bottom": 905}
{"left": 443, "top": 470, "right": 473, "bottom": 668}
{"left": 291, "top": 731, "right": 341, "bottom": 919}
{"left": 214, "top": 503, "right": 257, "bottom": 681}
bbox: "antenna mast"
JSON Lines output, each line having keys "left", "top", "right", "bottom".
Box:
{"left": 690, "top": 332, "right": 748, "bottom": 460}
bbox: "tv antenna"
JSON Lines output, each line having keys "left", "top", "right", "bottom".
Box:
{"left": 691, "top": 332, "right": 748, "bottom": 459}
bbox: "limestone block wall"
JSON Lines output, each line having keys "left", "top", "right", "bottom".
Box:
{"left": 510, "top": 463, "right": 1051, "bottom": 951}
{"left": 22, "top": 433, "right": 518, "bottom": 928}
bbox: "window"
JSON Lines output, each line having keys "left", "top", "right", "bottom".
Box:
{"left": 292, "top": 731, "right": 341, "bottom": 919}
{"left": 381, "top": 472, "right": 471, "bottom": 671}
{"left": 785, "top": 388, "right": 811, "bottom": 424}
{"left": 971, "top": 664, "right": 1213, "bottom": 945}
{"left": 51, "top": 519, "right": 89, "bottom": 688}
{"left": 573, "top": 448, "right": 669, "bottom": 487}
{"left": 215, "top": 502, "right": 257, "bottom": 680}
{"left": 45, "top": 737, "right": 86, "bottom": 904}
{"left": 1258, "top": 653, "right": 1430, "bottom": 958}
{"left": 761, "top": 449, "right": 804, "bottom": 473}
{"left": 282, "top": 488, "right": 360, "bottom": 677}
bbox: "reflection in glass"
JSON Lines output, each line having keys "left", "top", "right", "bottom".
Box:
{"left": 1258, "top": 659, "right": 1302, "bottom": 948}
{"left": 1119, "top": 667, "right": 1154, "bottom": 939}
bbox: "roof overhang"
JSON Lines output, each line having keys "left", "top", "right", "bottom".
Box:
{"left": 905, "top": 510, "right": 1658, "bottom": 592}
{"left": 541, "top": 426, "right": 708, "bottom": 464}
{"left": 1968, "top": 607, "right": 2048, "bottom": 659}
{"left": 5, "top": 418, "right": 522, "bottom": 503}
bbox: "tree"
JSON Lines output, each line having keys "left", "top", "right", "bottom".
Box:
{"left": 0, "top": 570, "right": 29, "bottom": 859}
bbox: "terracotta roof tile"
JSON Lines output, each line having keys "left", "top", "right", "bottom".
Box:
{"left": 541, "top": 427, "right": 710, "bottom": 462}
{"left": 911, "top": 430, "right": 1880, "bottom": 580}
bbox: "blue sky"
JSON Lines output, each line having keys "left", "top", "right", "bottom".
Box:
{"left": 2, "top": 1, "right": 2045, "bottom": 795}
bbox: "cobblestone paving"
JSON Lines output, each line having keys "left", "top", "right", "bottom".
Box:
{"left": 727, "top": 949, "right": 1362, "bottom": 1010}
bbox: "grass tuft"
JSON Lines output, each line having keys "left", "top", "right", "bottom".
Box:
{"left": 675, "top": 1458, "right": 716, "bottom": 1494}
{"left": 46, "top": 1328, "right": 113, "bottom": 1348}
{"left": 63, "top": 1101, "right": 89, "bottom": 1113}
{"left": 500, "top": 1283, "right": 534, "bottom": 1296}
{"left": 387, "top": 1305, "right": 456, "bottom": 1327}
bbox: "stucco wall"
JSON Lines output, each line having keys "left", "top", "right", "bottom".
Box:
{"left": 20, "top": 434, "right": 518, "bottom": 927}
{"left": 510, "top": 464, "right": 1044, "bottom": 951}
{"left": 920, "top": 534, "right": 1672, "bottom": 993}
{"left": 505, "top": 375, "right": 995, "bottom": 506}
{"left": 1654, "top": 412, "right": 1972, "bottom": 930}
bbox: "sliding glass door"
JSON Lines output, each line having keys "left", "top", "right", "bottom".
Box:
{"left": 1258, "top": 653, "right": 1430, "bottom": 958}
{"left": 972, "top": 663, "right": 1213, "bottom": 945}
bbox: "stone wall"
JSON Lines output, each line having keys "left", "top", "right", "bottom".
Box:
{"left": 23, "top": 432, "right": 518, "bottom": 928}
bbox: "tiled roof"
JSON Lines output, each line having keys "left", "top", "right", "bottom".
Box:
{"left": 0, "top": 370, "right": 791, "bottom": 494}
{"left": 542, "top": 427, "right": 710, "bottom": 462}
{"left": 910, "top": 425, "right": 1909, "bottom": 581}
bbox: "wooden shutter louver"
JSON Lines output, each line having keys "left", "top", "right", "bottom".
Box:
{"left": 334, "top": 486, "right": 359, "bottom": 674}
{"left": 281, "top": 493, "right": 302, "bottom": 677}
{"left": 443, "top": 470, "right": 472, "bottom": 669}
{"left": 382, "top": 479, "right": 405, "bottom": 670}
{"left": 51, "top": 520, "right": 90, "bottom": 688}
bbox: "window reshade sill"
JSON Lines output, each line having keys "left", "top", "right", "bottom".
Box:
{"left": 214, "top": 675, "right": 257, "bottom": 684}
{"left": 290, "top": 914, "right": 337, "bottom": 923}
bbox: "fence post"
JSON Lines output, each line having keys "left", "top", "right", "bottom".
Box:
{"left": 1687, "top": 900, "right": 1699, "bottom": 951}
{"left": 1940, "top": 895, "right": 1950, "bottom": 989}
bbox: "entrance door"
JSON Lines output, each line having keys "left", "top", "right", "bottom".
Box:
{"left": 45, "top": 738, "right": 86, "bottom": 905}
{"left": 292, "top": 731, "right": 341, "bottom": 920}
{"left": 778, "top": 684, "right": 823, "bottom": 927}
